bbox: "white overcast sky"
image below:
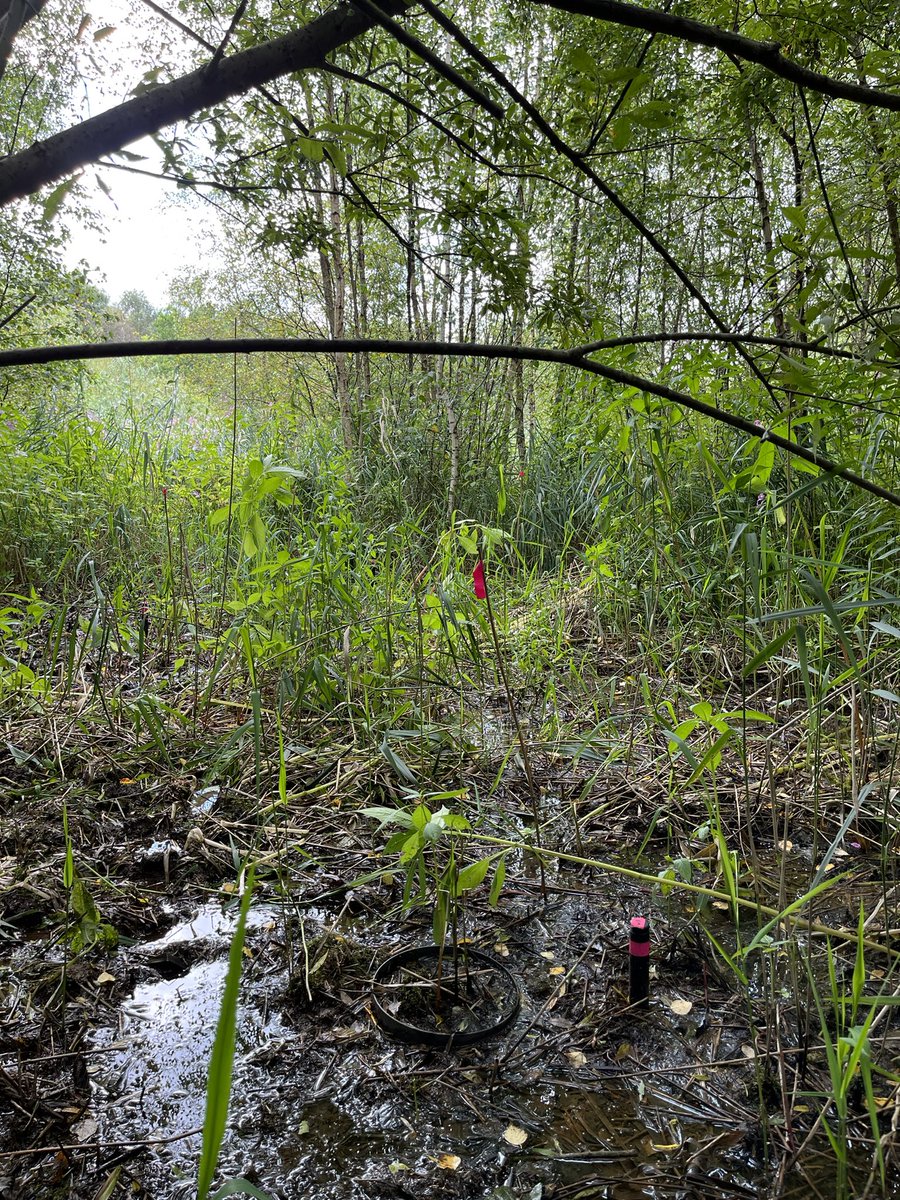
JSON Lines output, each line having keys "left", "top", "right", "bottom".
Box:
{"left": 60, "top": 1, "right": 219, "bottom": 306}
{"left": 65, "top": 153, "right": 217, "bottom": 307}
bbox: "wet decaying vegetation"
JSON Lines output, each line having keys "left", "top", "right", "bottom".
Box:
{"left": 2, "top": 570, "right": 899, "bottom": 1200}
{"left": 7, "top": 0, "right": 900, "bottom": 1193}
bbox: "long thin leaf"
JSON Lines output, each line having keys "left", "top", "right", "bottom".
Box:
{"left": 809, "top": 781, "right": 876, "bottom": 891}
{"left": 742, "top": 624, "right": 797, "bottom": 677}
{"left": 197, "top": 872, "right": 255, "bottom": 1200}
{"left": 801, "top": 570, "right": 859, "bottom": 672}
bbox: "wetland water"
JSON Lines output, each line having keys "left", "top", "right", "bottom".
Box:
{"left": 5, "top": 893, "right": 875, "bottom": 1200}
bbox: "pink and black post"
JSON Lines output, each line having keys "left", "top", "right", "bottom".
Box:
{"left": 629, "top": 916, "right": 650, "bottom": 1009}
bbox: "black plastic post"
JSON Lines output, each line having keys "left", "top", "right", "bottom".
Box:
{"left": 629, "top": 916, "right": 650, "bottom": 1009}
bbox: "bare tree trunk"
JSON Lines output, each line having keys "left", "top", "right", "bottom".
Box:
{"left": 310, "top": 79, "right": 354, "bottom": 453}
{"left": 853, "top": 48, "right": 900, "bottom": 288}
{"left": 328, "top": 188, "right": 354, "bottom": 453}
{"left": 789, "top": 132, "right": 806, "bottom": 337}
{"left": 434, "top": 236, "right": 459, "bottom": 518}
{"left": 445, "top": 381, "right": 460, "bottom": 519}
{"left": 746, "top": 108, "right": 788, "bottom": 339}
{"left": 356, "top": 220, "right": 372, "bottom": 401}
{"left": 509, "top": 186, "right": 531, "bottom": 470}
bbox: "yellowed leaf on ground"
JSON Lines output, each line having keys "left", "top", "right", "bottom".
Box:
{"left": 741, "top": 1043, "right": 756, "bottom": 1059}
{"left": 668, "top": 998, "right": 693, "bottom": 1016}
{"left": 777, "top": 839, "right": 793, "bottom": 851}
{"left": 437, "top": 1155, "right": 461, "bottom": 1170}
{"left": 503, "top": 1124, "right": 528, "bottom": 1146}
{"left": 615, "top": 1042, "right": 631, "bottom": 1061}
{"left": 549, "top": 965, "right": 566, "bottom": 976}
{"left": 712, "top": 900, "right": 730, "bottom": 910}
{"left": 540, "top": 950, "right": 555, "bottom": 961}
{"left": 493, "top": 943, "right": 509, "bottom": 957}
{"left": 566, "top": 1049, "right": 587, "bottom": 1067}
{"left": 96, "top": 970, "right": 116, "bottom": 984}
{"left": 329, "top": 1021, "right": 368, "bottom": 1040}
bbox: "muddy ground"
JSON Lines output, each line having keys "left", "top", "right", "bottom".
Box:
{"left": 2, "top": 694, "right": 900, "bottom": 1200}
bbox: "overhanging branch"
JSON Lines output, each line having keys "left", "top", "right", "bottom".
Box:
{"left": 529, "top": 0, "right": 900, "bottom": 111}
{"left": 0, "top": 0, "right": 409, "bottom": 206}
{"left": 1, "top": 334, "right": 897, "bottom": 508}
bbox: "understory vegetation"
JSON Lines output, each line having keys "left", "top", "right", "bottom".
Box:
{"left": 2, "top": 0, "right": 900, "bottom": 1197}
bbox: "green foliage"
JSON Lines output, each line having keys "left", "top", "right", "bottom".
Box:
{"left": 62, "top": 801, "right": 117, "bottom": 952}
{"left": 4, "top": 5, "right": 900, "bottom": 1194}
{"left": 364, "top": 795, "right": 508, "bottom": 950}
{"left": 197, "top": 873, "right": 261, "bottom": 1200}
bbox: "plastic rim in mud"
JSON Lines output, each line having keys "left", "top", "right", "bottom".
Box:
{"left": 371, "top": 944, "right": 520, "bottom": 1048}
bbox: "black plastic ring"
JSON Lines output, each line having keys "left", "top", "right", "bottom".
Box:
{"left": 371, "top": 945, "right": 520, "bottom": 1048}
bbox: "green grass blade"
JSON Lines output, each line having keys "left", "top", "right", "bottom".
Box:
{"left": 197, "top": 872, "right": 255, "bottom": 1200}
{"left": 742, "top": 624, "right": 797, "bottom": 677}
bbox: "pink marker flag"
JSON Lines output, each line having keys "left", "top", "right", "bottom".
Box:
{"left": 473, "top": 559, "right": 487, "bottom": 599}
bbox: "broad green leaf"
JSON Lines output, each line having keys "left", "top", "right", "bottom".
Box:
{"left": 433, "top": 887, "right": 448, "bottom": 946}
{"left": 297, "top": 136, "right": 325, "bottom": 163}
{"left": 42, "top": 178, "right": 75, "bottom": 224}
{"left": 423, "top": 818, "right": 444, "bottom": 842}
{"left": 442, "top": 812, "right": 470, "bottom": 831}
{"left": 456, "top": 857, "right": 491, "bottom": 892}
{"left": 489, "top": 856, "right": 507, "bottom": 906}
{"left": 361, "top": 805, "right": 413, "bottom": 829}
{"left": 326, "top": 142, "right": 348, "bottom": 176}
{"left": 400, "top": 830, "right": 423, "bottom": 864}
{"left": 250, "top": 513, "right": 267, "bottom": 553}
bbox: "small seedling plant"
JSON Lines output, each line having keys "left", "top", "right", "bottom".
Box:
{"left": 365, "top": 793, "right": 507, "bottom": 1012}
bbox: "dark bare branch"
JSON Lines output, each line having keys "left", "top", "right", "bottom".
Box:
{"left": 0, "top": 0, "right": 49, "bottom": 83}
{"left": 529, "top": 0, "right": 900, "bottom": 111}
{"left": 0, "top": 0, "right": 409, "bottom": 207}
{"left": 350, "top": 0, "right": 504, "bottom": 119}
{"left": 0, "top": 334, "right": 896, "bottom": 508}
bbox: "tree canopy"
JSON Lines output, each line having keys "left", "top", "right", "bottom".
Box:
{"left": 1, "top": 0, "right": 899, "bottom": 519}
